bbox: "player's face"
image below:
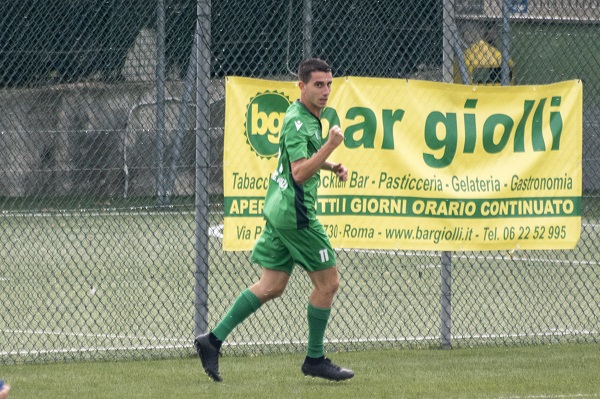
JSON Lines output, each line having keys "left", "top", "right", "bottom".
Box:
{"left": 299, "top": 71, "right": 333, "bottom": 116}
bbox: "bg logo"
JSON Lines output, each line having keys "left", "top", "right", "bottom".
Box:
{"left": 245, "top": 91, "right": 291, "bottom": 158}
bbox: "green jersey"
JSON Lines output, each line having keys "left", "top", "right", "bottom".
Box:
{"left": 263, "top": 101, "right": 323, "bottom": 230}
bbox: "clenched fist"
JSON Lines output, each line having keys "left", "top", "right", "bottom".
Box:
{"left": 327, "top": 125, "right": 344, "bottom": 148}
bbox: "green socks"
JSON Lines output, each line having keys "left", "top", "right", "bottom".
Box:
{"left": 212, "top": 288, "right": 262, "bottom": 342}
{"left": 306, "top": 303, "right": 331, "bottom": 358}
{"left": 211, "top": 290, "right": 331, "bottom": 359}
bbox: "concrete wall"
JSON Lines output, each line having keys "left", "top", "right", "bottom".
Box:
{"left": 0, "top": 81, "right": 199, "bottom": 198}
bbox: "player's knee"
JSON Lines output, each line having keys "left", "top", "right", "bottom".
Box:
{"left": 322, "top": 277, "right": 339, "bottom": 297}
{"left": 260, "top": 284, "right": 286, "bottom": 301}
{"left": 329, "top": 279, "right": 340, "bottom": 295}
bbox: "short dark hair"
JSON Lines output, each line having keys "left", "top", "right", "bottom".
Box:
{"left": 298, "top": 58, "right": 331, "bottom": 83}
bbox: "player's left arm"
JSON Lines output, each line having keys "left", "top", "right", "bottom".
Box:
{"left": 322, "top": 161, "right": 348, "bottom": 182}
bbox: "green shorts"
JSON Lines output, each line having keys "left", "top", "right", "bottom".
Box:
{"left": 250, "top": 220, "right": 336, "bottom": 274}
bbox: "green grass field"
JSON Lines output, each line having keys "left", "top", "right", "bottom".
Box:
{"left": 1, "top": 343, "right": 599, "bottom": 398}
{"left": 1, "top": 207, "right": 599, "bottom": 364}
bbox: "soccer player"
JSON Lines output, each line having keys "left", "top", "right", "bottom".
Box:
{"left": 194, "top": 58, "right": 353, "bottom": 382}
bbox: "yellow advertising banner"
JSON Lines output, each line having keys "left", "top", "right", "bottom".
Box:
{"left": 223, "top": 76, "right": 582, "bottom": 251}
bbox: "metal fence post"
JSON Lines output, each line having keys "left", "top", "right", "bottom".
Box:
{"left": 193, "top": 0, "right": 212, "bottom": 338}
{"left": 441, "top": 0, "right": 455, "bottom": 351}
{"left": 440, "top": 251, "right": 452, "bottom": 349}
{"left": 156, "top": 0, "right": 167, "bottom": 205}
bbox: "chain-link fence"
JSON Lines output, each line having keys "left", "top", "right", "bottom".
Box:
{"left": 0, "top": 0, "right": 598, "bottom": 365}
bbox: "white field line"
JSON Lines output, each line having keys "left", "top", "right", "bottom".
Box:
{"left": 0, "top": 330, "right": 597, "bottom": 360}
{"left": 0, "top": 343, "right": 190, "bottom": 357}
{"left": 342, "top": 249, "right": 600, "bottom": 267}
{"left": 0, "top": 208, "right": 193, "bottom": 217}
{"left": 1, "top": 328, "right": 188, "bottom": 343}
{"left": 0, "top": 328, "right": 189, "bottom": 357}
{"left": 337, "top": 248, "right": 600, "bottom": 267}
{"left": 3, "top": 325, "right": 596, "bottom": 347}
{"left": 229, "top": 328, "right": 598, "bottom": 348}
